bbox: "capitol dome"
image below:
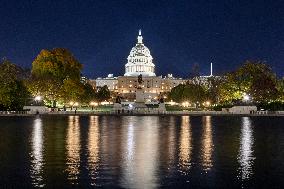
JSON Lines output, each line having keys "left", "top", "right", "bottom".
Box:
{"left": 124, "top": 30, "right": 156, "bottom": 77}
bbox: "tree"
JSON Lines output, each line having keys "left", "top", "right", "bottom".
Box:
{"left": 96, "top": 85, "right": 111, "bottom": 103}
{"left": 27, "top": 48, "right": 83, "bottom": 106}
{"left": 219, "top": 60, "right": 278, "bottom": 103}
{"left": 189, "top": 63, "right": 200, "bottom": 78}
{"left": 32, "top": 48, "right": 82, "bottom": 80}
{"left": 168, "top": 84, "right": 186, "bottom": 103}
{"left": 205, "top": 76, "right": 224, "bottom": 104}
{"left": 168, "top": 83, "right": 206, "bottom": 105}
{"left": 60, "top": 78, "right": 84, "bottom": 103}
{"left": 277, "top": 78, "right": 284, "bottom": 101}
{"left": 81, "top": 83, "right": 96, "bottom": 104}
{"left": 0, "top": 59, "right": 30, "bottom": 110}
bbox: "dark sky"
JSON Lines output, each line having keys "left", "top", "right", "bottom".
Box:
{"left": 0, "top": 0, "right": 283, "bottom": 78}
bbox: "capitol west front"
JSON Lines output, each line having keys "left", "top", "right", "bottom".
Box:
{"left": 92, "top": 30, "right": 185, "bottom": 101}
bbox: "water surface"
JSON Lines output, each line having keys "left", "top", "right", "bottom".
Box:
{"left": 0, "top": 115, "right": 284, "bottom": 188}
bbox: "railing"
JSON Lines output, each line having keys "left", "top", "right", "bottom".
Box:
{"left": 1, "top": 110, "right": 284, "bottom": 116}
{"left": 0, "top": 111, "right": 28, "bottom": 115}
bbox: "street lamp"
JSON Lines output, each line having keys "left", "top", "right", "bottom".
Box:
{"left": 35, "top": 96, "right": 41, "bottom": 101}
{"left": 69, "top": 101, "right": 74, "bottom": 110}
{"left": 90, "top": 101, "right": 98, "bottom": 110}
{"left": 74, "top": 102, "right": 79, "bottom": 110}
{"left": 243, "top": 93, "right": 250, "bottom": 102}
{"left": 205, "top": 101, "right": 211, "bottom": 107}
{"left": 182, "top": 101, "right": 190, "bottom": 107}
{"left": 34, "top": 96, "right": 42, "bottom": 105}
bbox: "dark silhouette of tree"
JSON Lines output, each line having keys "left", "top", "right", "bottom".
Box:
{"left": 0, "top": 58, "right": 30, "bottom": 110}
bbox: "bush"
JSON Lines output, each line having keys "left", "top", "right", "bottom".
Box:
{"left": 258, "top": 101, "right": 284, "bottom": 111}
{"left": 212, "top": 104, "right": 233, "bottom": 111}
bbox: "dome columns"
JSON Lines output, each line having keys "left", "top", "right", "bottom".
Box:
{"left": 124, "top": 30, "right": 156, "bottom": 77}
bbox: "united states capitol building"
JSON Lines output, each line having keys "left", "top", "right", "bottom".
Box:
{"left": 90, "top": 30, "right": 187, "bottom": 101}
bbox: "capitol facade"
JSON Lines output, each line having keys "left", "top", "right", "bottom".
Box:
{"left": 124, "top": 30, "right": 156, "bottom": 77}
{"left": 91, "top": 30, "right": 186, "bottom": 101}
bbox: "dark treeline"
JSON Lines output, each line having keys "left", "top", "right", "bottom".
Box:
{"left": 0, "top": 48, "right": 110, "bottom": 111}
{"left": 168, "top": 60, "right": 284, "bottom": 110}
{"left": 1, "top": 49, "right": 284, "bottom": 111}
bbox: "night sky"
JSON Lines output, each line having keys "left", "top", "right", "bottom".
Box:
{"left": 0, "top": 0, "right": 283, "bottom": 78}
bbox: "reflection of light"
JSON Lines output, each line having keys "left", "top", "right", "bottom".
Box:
{"left": 66, "top": 116, "right": 81, "bottom": 184}
{"left": 201, "top": 116, "right": 213, "bottom": 171}
{"left": 167, "top": 116, "right": 176, "bottom": 168}
{"left": 121, "top": 116, "right": 159, "bottom": 189}
{"left": 121, "top": 117, "right": 135, "bottom": 188}
{"left": 238, "top": 117, "right": 254, "bottom": 180}
{"left": 88, "top": 116, "right": 100, "bottom": 186}
{"left": 179, "top": 116, "right": 192, "bottom": 173}
{"left": 30, "top": 117, "right": 44, "bottom": 187}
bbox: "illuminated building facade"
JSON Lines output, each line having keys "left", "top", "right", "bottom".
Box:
{"left": 92, "top": 30, "right": 186, "bottom": 101}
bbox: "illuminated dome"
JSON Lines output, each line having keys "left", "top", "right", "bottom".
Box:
{"left": 124, "top": 30, "right": 156, "bottom": 77}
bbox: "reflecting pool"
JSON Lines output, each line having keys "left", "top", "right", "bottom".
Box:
{"left": 0, "top": 115, "right": 284, "bottom": 188}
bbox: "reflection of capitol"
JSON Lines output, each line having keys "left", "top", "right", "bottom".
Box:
{"left": 66, "top": 116, "right": 81, "bottom": 184}
{"left": 29, "top": 116, "right": 230, "bottom": 186}
{"left": 88, "top": 116, "right": 100, "bottom": 186}
{"left": 30, "top": 117, "right": 45, "bottom": 187}
{"left": 201, "top": 116, "right": 213, "bottom": 171}
{"left": 238, "top": 117, "right": 254, "bottom": 180}
{"left": 121, "top": 116, "right": 159, "bottom": 189}
{"left": 179, "top": 116, "right": 192, "bottom": 173}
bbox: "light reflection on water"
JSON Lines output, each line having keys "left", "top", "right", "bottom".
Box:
{"left": 15, "top": 115, "right": 283, "bottom": 188}
{"left": 178, "top": 116, "right": 192, "bottom": 173}
{"left": 88, "top": 116, "right": 100, "bottom": 186}
{"left": 167, "top": 116, "right": 176, "bottom": 170}
{"left": 201, "top": 116, "right": 213, "bottom": 171}
{"left": 121, "top": 116, "right": 159, "bottom": 189}
{"left": 30, "top": 117, "right": 44, "bottom": 188}
{"left": 238, "top": 117, "right": 255, "bottom": 180}
{"left": 66, "top": 116, "right": 81, "bottom": 184}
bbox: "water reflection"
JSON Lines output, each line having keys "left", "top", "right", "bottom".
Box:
{"left": 201, "top": 116, "right": 213, "bottom": 171}
{"left": 88, "top": 116, "right": 100, "bottom": 186}
{"left": 238, "top": 117, "right": 255, "bottom": 180}
{"left": 167, "top": 116, "right": 176, "bottom": 169}
{"left": 66, "top": 116, "right": 81, "bottom": 184}
{"left": 179, "top": 116, "right": 192, "bottom": 173}
{"left": 30, "top": 117, "right": 44, "bottom": 187}
{"left": 121, "top": 117, "right": 159, "bottom": 189}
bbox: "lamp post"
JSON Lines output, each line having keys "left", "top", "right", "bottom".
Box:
{"left": 243, "top": 93, "right": 250, "bottom": 103}
{"left": 204, "top": 101, "right": 211, "bottom": 107}
{"left": 34, "top": 96, "right": 42, "bottom": 105}
{"left": 69, "top": 101, "right": 74, "bottom": 110}
{"left": 90, "top": 101, "right": 98, "bottom": 110}
{"left": 74, "top": 102, "right": 79, "bottom": 111}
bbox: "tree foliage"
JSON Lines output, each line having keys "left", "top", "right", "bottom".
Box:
{"left": 27, "top": 48, "right": 83, "bottom": 106}
{"left": 276, "top": 78, "right": 284, "bottom": 101}
{"left": 81, "top": 83, "right": 97, "bottom": 104}
{"left": 32, "top": 48, "right": 82, "bottom": 80}
{"left": 0, "top": 59, "right": 30, "bottom": 110}
{"left": 96, "top": 85, "right": 111, "bottom": 102}
{"left": 219, "top": 60, "right": 278, "bottom": 103}
{"left": 168, "top": 83, "right": 206, "bottom": 104}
